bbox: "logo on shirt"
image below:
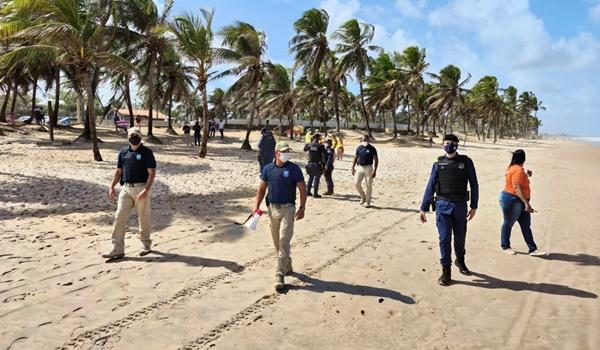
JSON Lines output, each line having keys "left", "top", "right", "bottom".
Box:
{"left": 283, "top": 170, "right": 289, "bottom": 178}
{"left": 136, "top": 154, "right": 142, "bottom": 160}
{"left": 366, "top": 150, "right": 370, "bottom": 154}
{"left": 458, "top": 162, "right": 465, "bottom": 169}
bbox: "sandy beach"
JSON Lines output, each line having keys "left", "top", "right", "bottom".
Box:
{"left": 1, "top": 124, "right": 599, "bottom": 350}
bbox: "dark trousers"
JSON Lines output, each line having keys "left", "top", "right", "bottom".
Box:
{"left": 306, "top": 162, "right": 323, "bottom": 194}
{"left": 324, "top": 167, "right": 334, "bottom": 193}
{"left": 194, "top": 134, "right": 201, "bottom": 145}
{"left": 435, "top": 200, "right": 468, "bottom": 266}
{"left": 219, "top": 129, "right": 224, "bottom": 138}
{"left": 499, "top": 191, "right": 537, "bottom": 252}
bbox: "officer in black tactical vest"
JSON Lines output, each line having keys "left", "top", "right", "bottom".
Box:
{"left": 419, "top": 134, "right": 479, "bottom": 286}
{"left": 303, "top": 133, "right": 327, "bottom": 198}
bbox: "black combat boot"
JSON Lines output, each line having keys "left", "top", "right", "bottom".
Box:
{"left": 438, "top": 266, "right": 451, "bottom": 286}
{"left": 454, "top": 257, "right": 472, "bottom": 276}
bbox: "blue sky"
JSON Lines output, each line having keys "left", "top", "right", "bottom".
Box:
{"left": 157, "top": 0, "right": 600, "bottom": 136}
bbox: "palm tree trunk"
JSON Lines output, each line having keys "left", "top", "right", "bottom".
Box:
{"left": 0, "top": 83, "right": 12, "bottom": 122}
{"left": 84, "top": 72, "right": 102, "bottom": 161}
{"left": 31, "top": 75, "right": 38, "bottom": 124}
{"left": 48, "top": 101, "right": 54, "bottom": 141}
{"left": 358, "top": 81, "right": 372, "bottom": 137}
{"left": 146, "top": 52, "right": 161, "bottom": 143}
{"left": 76, "top": 91, "right": 83, "bottom": 123}
{"left": 241, "top": 80, "right": 259, "bottom": 151}
{"left": 125, "top": 75, "right": 135, "bottom": 127}
{"left": 199, "top": 78, "right": 211, "bottom": 157}
{"left": 332, "top": 78, "right": 341, "bottom": 133}
{"left": 406, "top": 102, "right": 411, "bottom": 132}
{"left": 392, "top": 107, "right": 398, "bottom": 139}
{"left": 52, "top": 67, "right": 60, "bottom": 128}
{"left": 463, "top": 115, "right": 468, "bottom": 145}
{"left": 10, "top": 80, "right": 18, "bottom": 113}
{"left": 166, "top": 94, "right": 177, "bottom": 135}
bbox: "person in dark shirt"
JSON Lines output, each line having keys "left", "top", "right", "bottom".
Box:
{"left": 257, "top": 128, "right": 276, "bottom": 174}
{"left": 103, "top": 127, "right": 157, "bottom": 260}
{"left": 303, "top": 133, "right": 327, "bottom": 198}
{"left": 419, "top": 134, "right": 479, "bottom": 286}
{"left": 351, "top": 135, "right": 379, "bottom": 208}
{"left": 323, "top": 139, "right": 336, "bottom": 195}
{"left": 253, "top": 142, "right": 307, "bottom": 291}
{"left": 182, "top": 123, "right": 191, "bottom": 146}
{"left": 113, "top": 114, "right": 120, "bottom": 132}
{"left": 192, "top": 121, "right": 201, "bottom": 146}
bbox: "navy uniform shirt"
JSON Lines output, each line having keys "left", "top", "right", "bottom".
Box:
{"left": 325, "top": 147, "right": 335, "bottom": 169}
{"left": 355, "top": 144, "right": 378, "bottom": 165}
{"left": 261, "top": 161, "right": 304, "bottom": 205}
{"left": 117, "top": 144, "right": 157, "bottom": 183}
{"left": 420, "top": 154, "right": 479, "bottom": 211}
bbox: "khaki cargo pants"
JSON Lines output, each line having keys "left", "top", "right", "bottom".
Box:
{"left": 268, "top": 203, "right": 295, "bottom": 275}
{"left": 111, "top": 183, "right": 151, "bottom": 254}
{"left": 355, "top": 165, "right": 374, "bottom": 204}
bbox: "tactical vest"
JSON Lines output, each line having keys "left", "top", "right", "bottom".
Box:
{"left": 308, "top": 143, "right": 323, "bottom": 163}
{"left": 435, "top": 155, "right": 469, "bottom": 202}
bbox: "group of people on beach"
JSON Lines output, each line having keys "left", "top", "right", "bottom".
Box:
{"left": 102, "top": 126, "right": 546, "bottom": 292}
{"left": 181, "top": 119, "right": 226, "bottom": 146}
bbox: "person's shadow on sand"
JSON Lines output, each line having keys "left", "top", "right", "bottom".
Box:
{"left": 540, "top": 253, "right": 600, "bottom": 267}
{"left": 453, "top": 272, "right": 597, "bottom": 299}
{"left": 106, "top": 250, "right": 244, "bottom": 272}
{"left": 286, "top": 273, "right": 415, "bottom": 304}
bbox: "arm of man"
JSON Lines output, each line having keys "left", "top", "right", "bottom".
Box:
{"left": 109, "top": 169, "right": 123, "bottom": 201}
{"left": 466, "top": 158, "right": 479, "bottom": 220}
{"left": 512, "top": 169, "right": 534, "bottom": 212}
{"left": 351, "top": 148, "right": 358, "bottom": 175}
{"left": 419, "top": 163, "right": 438, "bottom": 223}
{"left": 137, "top": 168, "right": 155, "bottom": 201}
{"left": 252, "top": 180, "right": 268, "bottom": 213}
{"left": 295, "top": 181, "right": 307, "bottom": 220}
{"left": 372, "top": 153, "right": 379, "bottom": 178}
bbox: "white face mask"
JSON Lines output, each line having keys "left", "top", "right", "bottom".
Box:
{"left": 279, "top": 152, "right": 291, "bottom": 162}
{"left": 361, "top": 141, "right": 369, "bottom": 147}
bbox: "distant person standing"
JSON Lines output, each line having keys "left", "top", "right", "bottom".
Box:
{"left": 351, "top": 135, "right": 378, "bottom": 208}
{"left": 182, "top": 122, "right": 191, "bottom": 146}
{"left": 253, "top": 142, "right": 307, "bottom": 291}
{"left": 113, "top": 114, "right": 120, "bottom": 132}
{"left": 103, "top": 127, "right": 156, "bottom": 260}
{"left": 304, "top": 128, "right": 314, "bottom": 145}
{"left": 219, "top": 119, "right": 225, "bottom": 138}
{"left": 257, "top": 127, "right": 276, "bottom": 174}
{"left": 208, "top": 120, "right": 216, "bottom": 138}
{"left": 335, "top": 133, "right": 344, "bottom": 160}
{"left": 323, "top": 139, "right": 335, "bottom": 195}
{"left": 419, "top": 134, "right": 479, "bottom": 286}
{"left": 499, "top": 149, "right": 546, "bottom": 256}
{"left": 34, "top": 106, "right": 43, "bottom": 125}
{"left": 192, "top": 121, "right": 201, "bottom": 146}
{"left": 8, "top": 112, "right": 15, "bottom": 126}
{"left": 303, "top": 133, "right": 327, "bottom": 198}
{"left": 135, "top": 116, "right": 142, "bottom": 129}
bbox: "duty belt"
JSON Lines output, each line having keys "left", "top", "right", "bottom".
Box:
{"left": 124, "top": 182, "right": 146, "bottom": 187}
{"left": 270, "top": 203, "right": 294, "bottom": 209}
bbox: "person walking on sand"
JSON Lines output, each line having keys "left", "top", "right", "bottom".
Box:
{"left": 419, "top": 134, "right": 479, "bottom": 286}
{"left": 253, "top": 142, "right": 307, "bottom": 291}
{"left": 182, "top": 122, "right": 191, "bottom": 146}
{"left": 304, "top": 133, "right": 327, "bottom": 198}
{"left": 218, "top": 119, "right": 225, "bottom": 139}
{"left": 323, "top": 139, "right": 336, "bottom": 195}
{"left": 192, "top": 121, "right": 201, "bottom": 146}
{"left": 499, "top": 149, "right": 547, "bottom": 256}
{"left": 258, "top": 127, "right": 276, "bottom": 174}
{"left": 351, "top": 135, "right": 378, "bottom": 208}
{"left": 103, "top": 127, "right": 156, "bottom": 260}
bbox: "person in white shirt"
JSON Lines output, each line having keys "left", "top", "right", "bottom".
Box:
{"left": 219, "top": 119, "right": 225, "bottom": 139}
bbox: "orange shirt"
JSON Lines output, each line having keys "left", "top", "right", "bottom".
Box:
{"left": 504, "top": 164, "right": 531, "bottom": 199}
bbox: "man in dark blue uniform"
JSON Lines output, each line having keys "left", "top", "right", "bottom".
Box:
{"left": 253, "top": 142, "right": 307, "bottom": 291}
{"left": 419, "top": 134, "right": 479, "bottom": 286}
{"left": 303, "top": 133, "right": 327, "bottom": 198}
{"left": 103, "top": 127, "right": 157, "bottom": 260}
{"left": 257, "top": 127, "right": 276, "bottom": 174}
{"left": 323, "top": 139, "right": 335, "bottom": 195}
{"left": 351, "top": 135, "right": 379, "bottom": 208}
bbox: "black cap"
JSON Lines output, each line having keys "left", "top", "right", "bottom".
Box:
{"left": 260, "top": 127, "right": 267, "bottom": 134}
{"left": 443, "top": 134, "right": 459, "bottom": 143}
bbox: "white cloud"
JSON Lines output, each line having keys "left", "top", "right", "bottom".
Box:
{"left": 320, "top": 0, "right": 361, "bottom": 33}
{"left": 372, "top": 24, "right": 418, "bottom": 52}
{"left": 591, "top": 3, "right": 600, "bottom": 22}
{"left": 394, "top": 0, "right": 427, "bottom": 18}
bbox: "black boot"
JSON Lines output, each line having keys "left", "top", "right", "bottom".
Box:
{"left": 438, "top": 266, "right": 451, "bottom": 286}
{"left": 454, "top": 257, "right": 471, "bottom": 276}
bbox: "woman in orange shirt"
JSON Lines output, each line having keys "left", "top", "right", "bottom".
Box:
{"left": 499, "top": 150, "right": 546, "bottom": 256}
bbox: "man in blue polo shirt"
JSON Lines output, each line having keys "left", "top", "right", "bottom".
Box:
{"left": 103, "top": 127, "right": 157, "bottom": 260}
{"left": 351, "top": 134, "right": 379, "bottom": 208}
{"left": 253, "top": 141, "right": 307, "bottom": 291}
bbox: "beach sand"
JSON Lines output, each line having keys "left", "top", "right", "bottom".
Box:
{"left": 1, "top": 124, "right": 599, "bottom": 349}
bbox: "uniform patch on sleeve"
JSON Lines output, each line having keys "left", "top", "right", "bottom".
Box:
{"left": 136, "top": 154, "right": 142, "bottom": 160}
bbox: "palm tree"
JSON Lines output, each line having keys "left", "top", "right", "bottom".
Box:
{"left": 209, "top": 88, "right": 228, "bottom": 122}
{"left": 217, "top": 21, "right": 270, "bottom": 151}
{"left": 399, "top": 46, "right": 428, "bottom": 136}
{"left": 1, "top": 0, "right": 131, "bottom": 161}
{"left": 333, "top": 19, "right": 381, "bottom": 137}
{"left": 517, "top": 91, "right": 535, "bottom": 138}
{"left": 428, "top": 64, "right": 470, "bottom": 138}
{"left": 501, "top": 86, "right": 518, "bottom": 138}
{"left": 471, "top": 76, "right": 504, "bottom": 143}
{"left": 157, "top": 47, "right": 193, "bottom": 135}
{"left": 260, "top": 64, "right": 295, "bottom": 138}
{"left": 169, "top": 9, "right": 216, "bottom": 158}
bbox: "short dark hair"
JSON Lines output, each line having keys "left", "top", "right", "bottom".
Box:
{"left": 510, "top": 149, "right": 526, "bottom": 166}
{"left": 443, "top": 134, "right": 459, "bottom": 143}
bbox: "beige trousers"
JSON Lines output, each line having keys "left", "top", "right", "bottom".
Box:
{"left": 268, "top": 204, "right": 295, "bottom": 275}
{"left": 355, "top": 165, "right": 374, "bottom": 204}
{"left": 111, "top": 183, "right": 151, "bottom": 254}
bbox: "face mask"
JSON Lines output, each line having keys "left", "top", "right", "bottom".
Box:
{"left": 361, "top": 141, "right": 368, "bottom": 147}
{"left": 129, "top": 135, "right": 142, "bottom": 146}
{"left": 279, "top": 153, "right": 291, "bottom": 162}
{"left": 444, "top": 143, "right": 458, "bottom": 154}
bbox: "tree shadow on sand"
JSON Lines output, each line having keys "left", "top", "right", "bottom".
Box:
{"left": 453, "top": 272, "right": 597, "bottom": 299}
{"left": 106, "top": 250, "right": 244, "bottom": 272}
{"left": 286, "top": 272, "right": 415, "bottom": 304}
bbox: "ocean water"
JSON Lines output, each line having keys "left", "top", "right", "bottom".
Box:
{"left": 575, "top": 137, "right": 600, "bottom": 147}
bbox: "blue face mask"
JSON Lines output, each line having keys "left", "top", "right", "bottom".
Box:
{"left": 444, "top": 143, "right": 458, "bottom": 154}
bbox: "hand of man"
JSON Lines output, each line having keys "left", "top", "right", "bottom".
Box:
{"left": 467, "top": 208, "right": 477, "bottom": 221}
{"left": 136, "top": 188, "right": 149, "bottom": 201}
{"left": 295, "top": 208, "right": 305, "bottom": 221}
{"left": 372, "top": 170, "right": 377, "bottom": 179}
{"left": 525, "top": 203, "right": 536, "bottom": 213}
{"left": 419, "top": 211, "right": 427, "bottom": 223}
{"left": 108, "top": 187, "right": 116, "bottom": 201}
{"left": 351, "top": 168, "right": 356, "bottom": 176}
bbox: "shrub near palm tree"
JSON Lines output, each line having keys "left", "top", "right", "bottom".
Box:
{"left": 217, "top": 22, "right": 270, "bottom": 151}
{"left": 169, "top": 9, "right": 216, "bottom": 158}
